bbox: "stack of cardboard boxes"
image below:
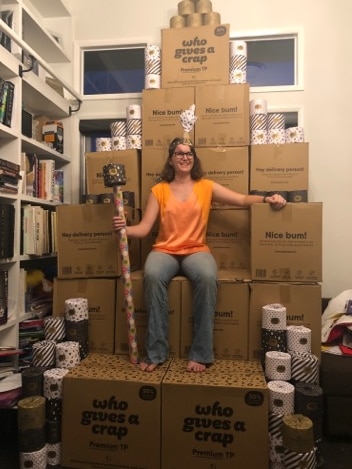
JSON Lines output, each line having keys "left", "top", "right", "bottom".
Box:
{"left": 55, "top": 8, "right": 323, "bottom": 469}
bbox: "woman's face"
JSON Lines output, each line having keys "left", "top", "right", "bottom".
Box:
{"left": 170, "top": 143, "right": 194, "bottom": 173}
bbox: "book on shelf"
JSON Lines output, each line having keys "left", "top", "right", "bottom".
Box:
{"left": 0, "top": 10, "right": 13, "bottom": 53}
{"left": 0, "top": 203, "right": 15, "bottom": 258}
{"left": 0, "top": 80, "right": 10, "bottom": 124}
{"left": 0, "top": 270, "right": 8, "bottom": 326}
{"left": 22, "top": 205, "right": 53, "bottom": 256}
{"left": 3, "top": 80, "right": 15, "bottom": 127}
{"left": 53, "top": 169, "right": 64, "bottom": 203}
{"left": 23, "top": 153, "right": 39, "bottom": 197}
{"left": 39, "top": 159, "right": 55, "bottom": 201}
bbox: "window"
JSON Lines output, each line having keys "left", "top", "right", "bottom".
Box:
{"left": 82, "top": 46, "right": 145, "bottom": 95}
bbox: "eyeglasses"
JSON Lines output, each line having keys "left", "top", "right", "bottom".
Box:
{"left": 174, "top": 151, "right": 193, "bottom": 159}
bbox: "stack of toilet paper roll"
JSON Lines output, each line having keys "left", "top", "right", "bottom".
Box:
{"left": 144, "top": 45, "right": 161, "bottom": 89}
{"left": 110, "top": 120, "right": 127, "bottom": 150}
{"left": 126, "top": 104, "right": 142, "bottom": 149}
{"left": 267, "top": 113, "right": 286, "bottom": 144}
{"left": 170, "top": 0, "right": 221, "bottom": 28}
{"left": 64, "top": 297, "right": 89, "bottom": 360}
{"left": 229, "top": 40, "right": 247, "bottom": 84}
{"left": 250, "top": 99, "right": 268, "bottom": 144}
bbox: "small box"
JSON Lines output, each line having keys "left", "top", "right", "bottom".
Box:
{"left": 21, "top": 110, "right": 33, "bottom": 138}
{"left": 42, "top": 120, "right": 64, "bottom": 153}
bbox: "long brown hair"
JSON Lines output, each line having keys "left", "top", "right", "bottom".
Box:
{"left": 158, "top": 137, "right": 204, "bottom": 182}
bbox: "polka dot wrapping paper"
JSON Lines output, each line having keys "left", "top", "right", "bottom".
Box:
{"left": 265, "top": 351, "right": 292, "bottom": 381}
{"left": 287, "top": 325, "right": 311, "bottom": 354}
{"left": 268, "top": 380, "right": 295, "bottom": 415}
{"left": 55, "top": 341, "right": 80, "bottom": 369}
{"left": 269, "top": 433, "right": 285, "bottom": 464}
{"left": 20, "top": 445, "right": 47, "bottom": 469}
{"left": 64, "top": 298, "right": 88, "bottom": 322}
{"left": 46, "top": 441, "right": 61, "bottom": 466}
{"left": 43, "top": 368, "right": 69, "bottom": 399}
{"left": 262, "top": 303, "right": 287, "bottom": 330}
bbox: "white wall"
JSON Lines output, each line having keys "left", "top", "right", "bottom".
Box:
{"left": 67, "top": 0, "right": 352, "bottom": 299}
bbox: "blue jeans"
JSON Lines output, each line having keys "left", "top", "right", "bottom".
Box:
{"left": 143, "top": 250, "right": 218, "bottom": 364}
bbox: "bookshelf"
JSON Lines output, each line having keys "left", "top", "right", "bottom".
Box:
{"left": 0, "top": 0, "right": 79, "bottom": 374}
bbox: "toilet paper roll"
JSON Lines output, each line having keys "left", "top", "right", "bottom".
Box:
{"left": 283, "top": 447, "right": 316, "bottom": 469}
{"left": 145, "top": 74, "right": 161, "bottom": 89}
{"left": 127, "top": 118, "right": 142, "bottom": 136}
{"left": 285, "top": 126, "right": 304, "bottom": 143}
{"left": 265, "top": 351, "right": 291, "bottom": 381}
{"left": 127, "top": 134, "right": 142, "bottom": 149}
{"left": 18, "top": 426, "right": 46, "bottom": 453}
{"left": 81, "top": 194, "right": 99, "bottom": 204}
{"left": 230, "top": 54, "right": 247, "bottom": 73}
{"left": 268, "top": 129, "right": 286, "bottom": 144}
{"left": 294, "top": 382, "right": 323, "bottom": 421}
{"left": 196, "top": 0, "right": 212, "bottom": 14}
{"left": 203, "top": 11, "right": 221, "bottom": 25}
{"left": 250, "top": 114, "right": 268, "bottom": 131}
{"left": 267, "top": 380, "right": 295, "bottom": 415}
{"left": 170, "top": 15, "right": 186, "bottom": 28}
{"left": 186, "top": 13, "right": 203, "bottom": 27}
{"left": 250, "top": 98, "right": 267, "bottom": 115}
{"left": 178, "top": 0, "right": 195, "bottom": 16}
{"left": 20, "top": 446, "right": 47, "bottom": 469}
{"left": 99, "top": 193, "right": 114, "bottom": 204}
{"left": 262, "top": 303, "right": 287, "bottom": 330}
{"left": 123, "top": 191, "right": 135, "bottom": 207}
{"left": 46, "top": 398, "right": 62, "bottom": 422}
{"left": 55, "top": 341, "right": 81, "bottom": 369}
{"left": 287, "top": 190, "right": 308, "bottom": 203}
{"left": 46, "top": 420, "right": 61, "bottom": 444}
{"left": 44, "top": 316, "right": 66, "bottom": 343}
{"left": 21, "top": 367, "right": 45, "bottom": 397}
{"left": 144, "top": 45, "right": 161, "bottom": 63}
{"left": 64, "top": 298, "right": 89, "bottom": 322}
{"left": 65, "top": 319, "right": 89, "bottom": 359}
{"left": 281, "top": 414, "right": 315, "bottom": 453}
{"left": 111, "top": 136, "right": 127, "bottom": 150}
{"left": 269, "top": 433, "right": 285, "bottom": 463}
{"left": 43, "top": 368, "right": 69, "bottom": 399}
{"left": 268, "top": 113, "right": 285, "bottom": 130}
{"left": 229, "top": 69, "right": 247, "bottom": 84}
{"left": 110, "top": 121, "right": 127, "bottom": 137}
{"left": 145, "top": 57, "right": 161, "bottom": 75}
{"left": 261, "top": 328, "right": 287, "bottom": 355}
{"left": 269, "top": 412, "right": 284, "bottom": 438}
{"left": 126, "top": 104, "right": 141, "bottom": 120}
{"left": 47, "top": 442, "right": 61, "bottom": 466}
{"left": 251, "top": 129, "right": 268, "bottom": 145}
{"left": 287, "top": 325, "right": 311, "bottom": 354}
{"left": 290, "top": 352, "right": 319, "bottom": 384}
{"left": 230, "top": 40, "right": 247, "bottom": 57}
{"left": 32, "top": 340, "right": 56, "bottom": 368}
{"left": 95, "top": 137, "right": 112, "bottom": 151}
{"left": 18, "top": 396, "right": 46, "bottom": 430}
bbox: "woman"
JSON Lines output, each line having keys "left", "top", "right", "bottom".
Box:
{"left": 113, "top": 137, "right": 286, "bottom": 372}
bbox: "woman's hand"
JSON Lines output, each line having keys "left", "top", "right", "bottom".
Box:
{"left": 112, "top": 215, "right": 126, "bottom": 231}
{"left": 265, "top": 194, "right": 287, "bottom": 210}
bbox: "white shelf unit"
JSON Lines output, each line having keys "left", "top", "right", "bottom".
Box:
{"left": 0, "top": 0, "right": 79, "bottom": 367}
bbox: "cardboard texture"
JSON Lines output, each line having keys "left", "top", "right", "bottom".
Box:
{"left": 161, "top": 24, "right": 230, "bottom": 88}
{"left": 61, "top": 354, "right": 168, "bottom": 469}
{"left": 250, "top": 202, "right": 323, "bottom": 282}
{"left": 195, "top": 84, "right": 250, "bottom": 147}
{"left": 56, "top": 204, "right": 141, "bottom": 279}
{"left": 115, "top": 270, "right": 182, "bottom": 357}
{"left": 248, "top": 282, "right": 322, "bottom": 360}
{"left": 161, "top": 358, "right": 268, "bottom": 468}
{"left": 142, "top": 87, "right": 195, "bottom": 149}
{"left": 53, "top": 278, "right": 116, "bottom": 354}
{"left": 249, "top": 143, "right": 309, "bottom": 192}
{"left": 85, "top": 150, "right": 141, "bottom": 208}
{"left": 181, "top": 272, "right": 250, "bottom": 360}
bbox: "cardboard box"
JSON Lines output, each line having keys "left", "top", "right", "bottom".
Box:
{"left": 197, "top": 146, "right": 249, "bottom": 203}
{"left": 115, "top": 270, "right": 182, "bottom": 357}
{"left": 61, "top": 354, "right": 168, "bottom": 469}
{"left": 250, "top": 202, "right": 323, "bottom": 282}
{"left": 56, "top": 204, "right": 141, "bottom": 279}
{"left": 53, "top": 278, "right": 116, "bottom": 354}
{"left": 195, "top": 84, "right": 250, "bottom": 146}
{"left": 180, "top": 272, "right": 250, "bottom": 360}
{"left": 141, "top": 148, "right": 165, "bottom": 209}
{"left": 142, "top": 87, "right": 195, "bottom": 149}
{"left": 85, "top": 150, "right": 141, "bottom": 208}
{"left": 161, "top": 358, "right": 268, "bottom": 469}
{"left": 249, "top": 143, "right": 309, "bottom": 192}
{"left": 248, "top": 282, "right": 322, "bottom": 361}
{"left": 161, "top": 24, "right": 230, "bottom": 88}
{"left": 207, "top": 209, "right": 250, "bottom": 271}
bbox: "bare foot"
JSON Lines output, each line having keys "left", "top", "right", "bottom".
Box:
{"left": 187, "top": 360, "right": 206, "bottom": 372}
{"left": 139, "top": 361, "right": 158, "bottom": 372}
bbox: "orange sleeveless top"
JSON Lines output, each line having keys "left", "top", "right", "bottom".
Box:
{"left": 151, "top": 179, "right": 214, "bottom": 255}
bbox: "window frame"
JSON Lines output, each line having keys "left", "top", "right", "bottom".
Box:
{"left": 230, "top": 28, "right": 304, "bottom": 93}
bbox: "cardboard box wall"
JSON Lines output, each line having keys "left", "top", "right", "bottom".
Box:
{"left": 180, "top": 271, "right": 251, "bottom": 360}
{"left": 115, "top": 270, "right": 182, "bottom": 357}
{"left": 248, "top": 282, "right": 322, "bottom": 361}
{"left": 56, "top": 204, "right": 141, "bottom": 279}
{"left": 161, "top": 24, "right": 230, "bottom": 88}
{"left": 250, "top": 202, "right": 323, "bottom": 282}
{"left": 61, "top": 354, "right": 168, "bottom": 469}
{"left": 85, "top": 150, "right": 141, "bottom": 208}
{"left": 53, "top": 278, "right": 116, "bottom": 354}
{"left": 161, "top": 358, "right": 269, "bottom": 469}
{"left": 195, "top": 83, "right": 250, "bottom": 147}
{"left": 249, "top": 143, "right": 309, "bottom": 194}
{"left": 142, "top": 87, "right": 195, "bottom": 150}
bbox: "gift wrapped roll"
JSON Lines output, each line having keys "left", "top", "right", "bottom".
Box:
{"left": 81, "top": 194, "right": 99, "bottom": 204}
{"left": 55, "top": 341, "right": 80, "bottom": 369}
{"left": 64, "top": 297, "right": 89, "bottom": 322}
{"left": 251, "top": 129, "right": 268, "bottom": 145}
{"left": 111, "top": 136, "right": 127, "bottom": 151}
{"left": 43, "top": 368, "right": 69, "bottom": 399}
{"left": 18, "top": 426, "right": 46, "bottom": 452}
{"left": 46, "top": 420, "right": 61, "bottom": 444}
{"left": 32, "top": 340, "right": 56, "bottom": 368}
{"left": 20, "top": 446, "right": 47, "bottom": 469}
{"left": 268, "top": 113, "right": 285, "bottom": 130}
{"left": 145, "top": 74, "right": 161, "bottom": 89}
{"left": 250, "top": 114, "right": 268, "bottom": 131}
{"left": 268, "top": 412, "right": 284, "bottom": 438}
{"left": 268, "top": 380, "right": 295, "bottom": 415}
{"left": 285, "top": 126, "right": 304, "bottom": 143}
{"left": 95, "top": 137, "right": 112, "bottom": 151}
{"left": 21, "top": 367, "right": 45, "bottom": 397}
{"left": 44, "top": 316, "right": 66, "bottom": 343}
{"left": 287, "top": 325, "right": 311, "bottom": 354}
{"left": 294, "top": 382, "right": 323, "bottom": 421}
{"left": 288, "top": 190, "right": 308, "bottom": 203}
{"left": 195, "top": 0, "right": 212, "bottom": 13}
{"left": 262, "top": 328, "right": 287, "bottom": 355}
{"left": 203, "top": 11, "right": 221, "bottom": 25}
{"left": 178, "top": 0, "right": 195, "bottom": 15}
{"left": 127, "top": 134, "right": 142, "bottom": 149}
{"left": 170, "top": 15, "right": 186, "bottom": 28}
{"left": 186, "top": 13, "right": 203, "bottom": 27}
{"left": 284, "top": 447, "right": 316, "bottom": 469}
{"left": 18, "top": 396, "right": 46, "bottom": 430}
{"left": 250, "top": 98, "right": 267, "bottom": 115}
{"left": 46, "top": 398, "right": 63, "bottom": 422}
{"left": 126, "top": 104, "right": 141, "bottom": 120}
{"left": 281, "top": 414, "right": 315, "bottom": 454}
{"left": 262, "top": 303, "right": 287, "bottom": 330}
{"left": 265, "top": 351, "right": 291, "bottom": 381}
{"left": 269, "top": 433, "right": 285, "bottom": 464}
{"left": 65, "top": 318, "right": 89, "bottom": 359}
{"left": 110, "top": 120, "right": 127, "bottom": 138}
{"left": 47, "top": 442, "right": 62, "bottom": 467}
{"left": 268, "top": 129, "right": 286, "bottom": 144}
{"left": 290, "top": 352, "right": 319, "bottom": 384}
{"left": 99, "top": 193, "right": 114, "bottom": 204}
